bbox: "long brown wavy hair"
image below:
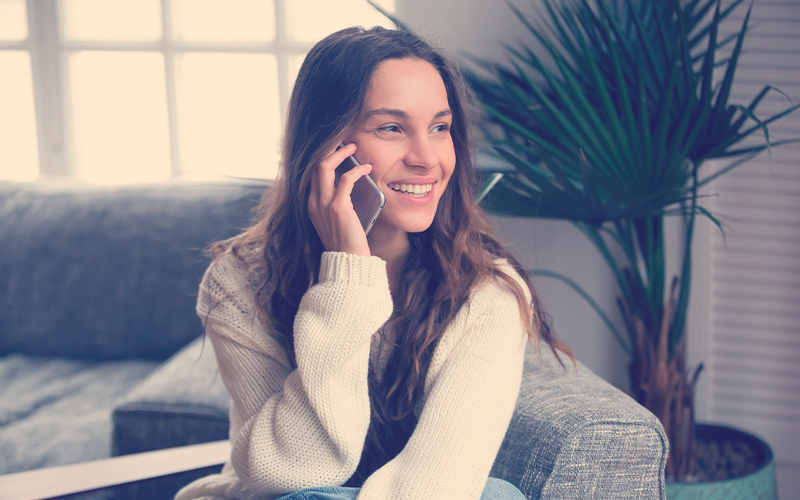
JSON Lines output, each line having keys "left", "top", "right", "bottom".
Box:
{"left": 213, "top": 26, "right": 572, "bottom": 484}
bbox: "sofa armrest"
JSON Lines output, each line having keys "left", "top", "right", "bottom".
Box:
{"left": 112, "top": 335, "right": 231, "bottom": 500}
{"left": 491, "top": 347, "right": 668, "bottom": 500}
{"left": 112, "top": 335, "right": 230, "bottom": 456}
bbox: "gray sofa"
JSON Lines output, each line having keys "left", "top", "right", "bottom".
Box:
{"left": 0, "top": 180, "right": 668, "bottom": 499}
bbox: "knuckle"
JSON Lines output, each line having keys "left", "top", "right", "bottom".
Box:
{"left": 341, "top": 170, "right": 363, "bottom": 184}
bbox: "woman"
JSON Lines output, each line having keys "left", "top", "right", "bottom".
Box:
{"left": 176, "top": 26, "right": 570, "bottom": 500}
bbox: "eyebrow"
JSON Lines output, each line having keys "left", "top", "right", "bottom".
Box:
{"left": 362, "top": 107, "right": 452, "bottom": 120}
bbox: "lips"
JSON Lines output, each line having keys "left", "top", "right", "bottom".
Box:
{"left": 387, "top": 182, "right": 433, "bottom": 198}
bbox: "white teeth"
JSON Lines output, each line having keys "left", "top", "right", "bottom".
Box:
{"left": 388, "top": 182, "right": 433, "bottom": 197}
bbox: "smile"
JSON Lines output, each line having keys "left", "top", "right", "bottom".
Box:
{"left": 387, "top": 182, "right": 434, "bottom": 198}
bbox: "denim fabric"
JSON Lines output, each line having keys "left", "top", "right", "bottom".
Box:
{"left": 277, "top": 487, "right": 359, "bottom": 500}
{"left": 480, "top": 477, "right": 528, "bottom": 500}
{"left": 276, "top": 477, "right": 526, "bottom": 500}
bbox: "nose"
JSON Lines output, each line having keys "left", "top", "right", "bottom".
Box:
{"left": 403, "top": 136, "right": 439, "bottom": 171}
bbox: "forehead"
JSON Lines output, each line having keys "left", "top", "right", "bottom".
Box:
{"left": 362, "top": 58, "right": 449, "bottom": 115}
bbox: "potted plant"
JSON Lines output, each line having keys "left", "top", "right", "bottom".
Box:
{"left": 461, "top": 0, "right": 799, "bottom": 494}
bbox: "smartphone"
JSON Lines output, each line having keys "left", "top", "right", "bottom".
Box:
{"left": 334, "top": 143, "right": 386, "bottom": 235}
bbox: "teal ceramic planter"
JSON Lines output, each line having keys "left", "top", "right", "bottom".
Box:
{"left": 666, "top": 424, "right": 777, "bottom": 500}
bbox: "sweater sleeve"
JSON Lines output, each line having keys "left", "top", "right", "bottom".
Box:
{"left": 198, "top": 251, "right": 393, "bottom": 495}
{"left": 356, "top": 271, "right": 529, "bottom": 500}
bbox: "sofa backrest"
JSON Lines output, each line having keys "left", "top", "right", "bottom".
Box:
{"left": 0, "top": 180, "right": 265, "bottom": 361}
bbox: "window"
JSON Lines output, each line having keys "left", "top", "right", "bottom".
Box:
{"left": 0, "top": 0, "right": 39, "bottom": 182}
{"left": 0, "top": 0, "right": 396, "bottom": 184}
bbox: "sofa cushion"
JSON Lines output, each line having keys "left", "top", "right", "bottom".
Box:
{"left": 112, "top": 335, "right": 231, "bottom": 456}
{"left": 0, "top": 353, "right": 158, "bottom": 474}
{"left": 0, "top": 180, "right": 264, "bottom": 360}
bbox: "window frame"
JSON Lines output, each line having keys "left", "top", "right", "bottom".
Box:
{"left": 8, "top": 0, "right": 395, "bottom": 181}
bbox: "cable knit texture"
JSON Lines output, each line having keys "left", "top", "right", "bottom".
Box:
{"left": 174, "top": 251, "right": 528, "bottom": 500}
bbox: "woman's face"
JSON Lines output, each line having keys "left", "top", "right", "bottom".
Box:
{"left": 346, "top": 57, "right": 456, "bottom": 238}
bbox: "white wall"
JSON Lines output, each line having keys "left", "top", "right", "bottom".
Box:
{"left": 397, "top": 0, "right": 631, "bottom": 389}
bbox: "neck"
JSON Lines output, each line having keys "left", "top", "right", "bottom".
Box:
{"left": 367, "top": 225, "right": 409, "bottom": 296}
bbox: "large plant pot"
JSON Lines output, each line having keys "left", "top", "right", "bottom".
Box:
{"left": 666, "top": 423, "right": 777, "bottom": 500}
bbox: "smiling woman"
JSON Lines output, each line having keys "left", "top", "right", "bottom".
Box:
{"left": 171, "top": 26, "right": 573, "bottom": 500}
{"left": 344, "top": 58, "right": 456, "bottom": 241}
{"left": 0, "top": 0, "right": 396, "bottom": 184}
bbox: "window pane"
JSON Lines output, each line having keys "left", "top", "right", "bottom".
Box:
{"left": 286, "top": 0, "right": 395, "bottom": 44}
{"left": 61, "top": 0, "right": 161, "bottom": 41}
{"left": 0, "top": 0, "right": 28, "bottom": 40}
{"left": 69, "top": 51, "right": 171, "bottom": 184}
{"left": 171, "top": 0, "right": 275, "bottom": 42}
{"left": 288, "top": 53, "right": 304, "bottom": 93}
{"left": 176, "top": 53, "right": 281, "bottom": 180}
{"left": 0, "top": 51, "right": 39, "bottom": 181}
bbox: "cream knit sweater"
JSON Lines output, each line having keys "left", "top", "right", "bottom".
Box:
{"left": 174, "top": 250, "right": 528, "bottom": 500}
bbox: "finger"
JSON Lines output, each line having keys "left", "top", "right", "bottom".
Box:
{"left": 319, "top": 143, "right": 357, "bottom": 189}
{"left": 327, "top": 141, "right": 357, "bottom": 164}
{"left": 317, "top": 144, "right": 356, "bottom": 201}
{"left": 334, "top": 163, "right": 373, "bottom": 204}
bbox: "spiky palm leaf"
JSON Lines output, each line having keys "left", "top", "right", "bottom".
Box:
{"left": 473, "top": 0, "right": 796, "bottom": 225}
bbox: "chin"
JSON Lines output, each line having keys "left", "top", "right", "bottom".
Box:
{"left": 398, "top": 215, "right": 436, "bottom": 234}
{"left": 405, "top": 223, "right": 434, "bottom": 234}
{"left": 376, "top": 207, "right": 439, "bottom": 235}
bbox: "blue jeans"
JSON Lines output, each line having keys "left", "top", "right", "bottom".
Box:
{"left": 276, "top": 477, "right": 526, "bottom": 499}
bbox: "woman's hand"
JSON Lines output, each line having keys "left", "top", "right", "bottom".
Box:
{"left": 308, "top": 143, "right": 372, "bottom": 257}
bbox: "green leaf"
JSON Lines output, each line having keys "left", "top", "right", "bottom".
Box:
{"left": 710, "top": 3, "right": 750, "bottom": 132}
{"left": 476, "top": 172, "right": 504, "bottom": 204}
{"left": 728, "top": 103, "right": 800, "bottom": 153}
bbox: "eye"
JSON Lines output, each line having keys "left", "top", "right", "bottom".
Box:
{"left": 432, "top": 123, "right": 451, "bottom": 134}
{"left": 377, "top": 124, "right": 401, "bottom": 134}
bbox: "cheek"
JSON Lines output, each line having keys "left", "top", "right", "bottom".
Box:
{"left": 438, "top": 171, "right": 455, "bottom": 202}
{"left": 441, "top": 152, "right": 457, "bottom": 190}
